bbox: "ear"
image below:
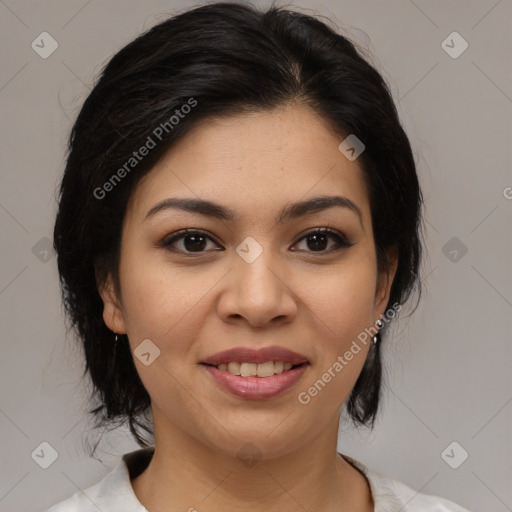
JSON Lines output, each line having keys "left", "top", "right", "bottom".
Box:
{"left": 97, "top": 272, "right": 127, "bottom": 334}
{"left": 374, "top": 246, "right": 399, "bottom": 318}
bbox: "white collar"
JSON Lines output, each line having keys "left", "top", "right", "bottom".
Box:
{"left": 47, "top": 446, "right": 470, "bottom": 511}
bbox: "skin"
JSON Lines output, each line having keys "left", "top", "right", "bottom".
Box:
{"left": 99, "top": 102, "right": 398, "bottom": 512}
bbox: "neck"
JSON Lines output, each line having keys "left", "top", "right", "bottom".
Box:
{"left": 131, "top": 409, "right": 373, "bottom": 512}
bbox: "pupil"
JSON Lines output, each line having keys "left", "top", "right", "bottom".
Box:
{"left": 185, "top": 235, "right": 206, "bottom": 251}
{"left": 182, "top": 233, "right": 329, "bottom": 252}
{"left": 308, "top": 233, "right": 327, "bottom": 251}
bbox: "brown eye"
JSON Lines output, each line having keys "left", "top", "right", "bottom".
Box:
{"left": 161, "top": 229, "right": 220, "bottom": 254}
{"left": 180, "top": 233, "right": 208, "bottom": 252}
{"left": 292, "top": 228, "right": 354, "bottom": 253}
{"left": 161, "top": 227, "right": 354, "bottom": 256}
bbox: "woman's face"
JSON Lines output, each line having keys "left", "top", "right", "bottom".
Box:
{"left": 100, "top": 103, "right": 397, "bottom": 459}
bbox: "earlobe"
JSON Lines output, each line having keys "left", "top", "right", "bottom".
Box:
{"left": 97, "top": 274, "right": 126, "bottom": 334}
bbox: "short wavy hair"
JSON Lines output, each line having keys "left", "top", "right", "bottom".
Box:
{"left": 53, "top": 1, "right": 423, "bottom": 451}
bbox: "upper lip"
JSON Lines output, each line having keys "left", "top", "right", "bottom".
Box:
{"left": 201, "top": 346, "right": 309, "bottom": 366}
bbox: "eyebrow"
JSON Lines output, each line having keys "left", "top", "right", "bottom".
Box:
{"left": 145, "top": 195, "right": 363, "bottom": 227}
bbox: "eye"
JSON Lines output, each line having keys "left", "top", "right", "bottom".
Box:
{"left": 160, "top": 229, "right": 221, "bottom": 255}
{"left": 160, "top": 227, "right": 355, "bottom": 256}
{"left": 291, "top": 228, "right": 355, "bottom": 254}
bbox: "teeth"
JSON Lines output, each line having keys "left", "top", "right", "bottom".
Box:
{"left": 215, "top": 361, "right": 299, "bottom": 377}
{"left": 256, "top": 361, "right": 274, "bottom": 377}
{"left": 227, "top": 362, "right": 240, "bottom": 375}
{"left": 240, "top": 363, "right": 257, "bottom": 377}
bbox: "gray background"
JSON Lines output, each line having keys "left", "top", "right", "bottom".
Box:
{"left": 0, "top": 1, "right": 511, "bottom": 511}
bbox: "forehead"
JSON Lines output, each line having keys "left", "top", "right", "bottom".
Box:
{"left": 127, "top": 104, "right": 371, "bottom": 225}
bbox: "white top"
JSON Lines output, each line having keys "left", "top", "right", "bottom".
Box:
{"left": 45, "top": 447, "right": 472, "bottom": 511}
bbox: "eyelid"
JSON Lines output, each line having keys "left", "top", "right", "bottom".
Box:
{"left": 293, "top": 227, "right": 355, "bottom": 251}
{"left": 160, "top": 226, "right": 355, "bottom": 254}
{"left": 160, "top": 228, "right": 221, "bottom": 251}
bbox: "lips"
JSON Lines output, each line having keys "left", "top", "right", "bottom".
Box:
{"left": 201, "top": 346, "right": 309, "bottom": 366}
{"left": 200, "top": 346, "right": 309, "bottom": 399}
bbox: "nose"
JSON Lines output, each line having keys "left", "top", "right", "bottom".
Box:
{"left": 216, "top": 246, "right": 298, "bottom": 328}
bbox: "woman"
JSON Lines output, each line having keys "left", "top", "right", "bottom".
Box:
{"left": 48, "top": 2, "right": 471, "bottom": 511}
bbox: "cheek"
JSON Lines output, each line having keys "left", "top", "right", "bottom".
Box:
{"left": 306, "top": 258, "right": 378, "bottom": 342}
{"left": 118, "top": 251, "right": 205, "bottom": 341}
{"left": 296, "top": 267, "right": 377, "bottom": 416}
{"left": 117, "top": 260, "right": 207, "bottom": 412}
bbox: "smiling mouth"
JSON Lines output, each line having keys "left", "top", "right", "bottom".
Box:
{"left": 202, "top": 361, "right": 307, "bottom": 377}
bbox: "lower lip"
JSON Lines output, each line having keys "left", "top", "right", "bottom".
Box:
{"left": 202, "top": 363, "right": 308, "bottom": 400}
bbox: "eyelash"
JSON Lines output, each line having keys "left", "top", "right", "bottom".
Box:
{"left": 160, "top": 227, "right": 355, "bottom": 256}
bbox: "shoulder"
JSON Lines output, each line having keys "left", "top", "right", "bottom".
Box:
{"left": 44, "top": 477, "right": 106, "bottom": 512}
{"left": 341, "top": 454, "right": 473, "bottom": 512}
{"left": 375, "top": 476, "right": 472, "bottom": 511}
{"left": 44, "top": 452, "right": 148, "bottom": 512}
